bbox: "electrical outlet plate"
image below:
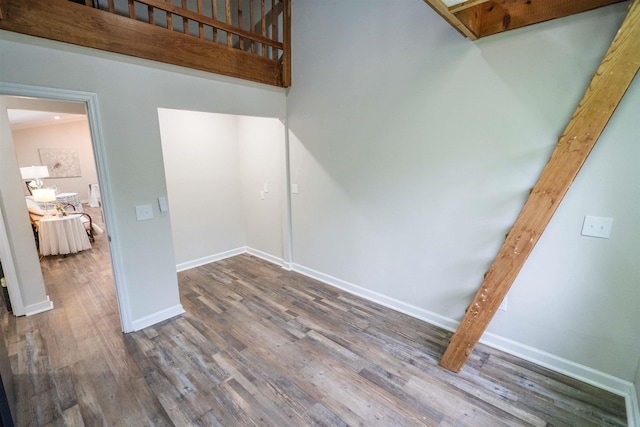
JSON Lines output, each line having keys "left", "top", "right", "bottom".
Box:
{"left": 135, "top": 204, "right": 153, "bottom": 221}
{"left": 581, "top": 216, "right": 613, "bottom": 238}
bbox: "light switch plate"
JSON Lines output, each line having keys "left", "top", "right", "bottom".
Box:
{"left": 263, "top": 182, "right": 269, "bottom": 193}
{"left": 581, "top": 216, "right": 613, "bottom": 238}
{"left": 135, "top": 204, "right": 154, "bottom": 221}
{"left": 291, "top": 183, "right": 299, "bottom": 194}
{"left": 158, "top": 196, "right": 169, "bottom": 213}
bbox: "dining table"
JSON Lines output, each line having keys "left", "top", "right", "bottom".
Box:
{"left": 38, "top": 214, "right": 91, "bottom": 256}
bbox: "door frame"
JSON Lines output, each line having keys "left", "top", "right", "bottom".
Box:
{"left": 0, "top": 206, "right": 24, "bottom": 316}
{"left": 0, "top": 82, "right": 132, "bottom": 332}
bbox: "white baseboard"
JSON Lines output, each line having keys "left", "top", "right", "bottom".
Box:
{"left": 245, "top": 247, "right": 285, "bottom": 267}
{"left": 292, "top": 263, "right": 460, "bottom": 333}
{"left": 177, "top": 247, "right": 287, "bottom": 273}
{"left": 131, "top": 304, "right": 185, "bottom": 331}
{"left": 176, "top": 247, "right": 246, "bottom": 272}
{"left": 291, "top": 262, "right": 639, "bottom": 426}
{"left": 25, "top": 296, "right": 54, "bottom": 316}
{"left": 481, "top": 331, "right": 639, "bottom": 427}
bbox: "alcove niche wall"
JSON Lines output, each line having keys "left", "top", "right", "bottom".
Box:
{"left": 158, "top": 108, "right": 286, "bottom": 270}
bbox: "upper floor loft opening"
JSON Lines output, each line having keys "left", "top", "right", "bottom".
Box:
{"left": 0, "top": 0, "right": 291, "bottom": 87}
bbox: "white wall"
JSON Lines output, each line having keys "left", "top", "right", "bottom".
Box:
{"left": 0, "top": 30, "right": 286, "bottom": 328}
{"left": 158, "top": 110, "right": 285, "bottom": 268}
{"left": 238, "top": 116, "right": 286, "bottom": 261}
{"left": 287, "top": 0, "right": 639, "bottom": 382}
{"left": 0, "top": 99, "right": 48, "bottom": 313}
{"left": 159, "top": 109, "right": 245, "bottom": 265}
{"left": 12, "top": 118, "right": 99, "bottom": 200}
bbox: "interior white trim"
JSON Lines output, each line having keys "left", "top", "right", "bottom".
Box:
{"left": 292, "top": 262, "right": 460, "bottom": 331}
{"left": 629, "top": 386, "right": 640, "bottom": 427}
{"left": 0, "top": 82, "right": 132, "bottom": 332}
{"left": 246, "top": 247, "right": 285, "bottom": 267}
{"left": 24, "top": 297, "right": 54, "bottom": 316}
{"left": 0, "top": 206, "right": 25, "bottom": 316}
{"left": 130, "top": 304, "right": 185, "bottom": 331}
{"left": 291, "top": 261, "right": 638, "bottom": 426}
{"left": 176, "top": 247, "right": 246, "bottom": 272}
{"left": 177, "top": 247, "right": 286, "bottom": 273}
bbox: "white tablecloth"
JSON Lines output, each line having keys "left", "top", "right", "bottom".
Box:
{"left": 38, "top": 214, "right": 92, "bottom": 256}
{"left": 56, "top": 193, "right": 83, "bottom": 212}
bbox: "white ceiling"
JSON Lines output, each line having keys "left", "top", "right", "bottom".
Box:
{"left": 7, "top": 109, "right": 86, "bottom": 129}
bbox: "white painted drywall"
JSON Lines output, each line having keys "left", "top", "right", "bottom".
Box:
{"left": 0, "top": 30, "right": 286, "bottom": 327}
{"left": 287, "top": 0, "right": 639, "bottom": 381}
{"left": 0, "top": 98, "right": 49, "bottom": 311}
{"left": 12, "top": 118, "right": 99, "bottom": 201}
{"left": 158, "top": 110, "right": 285, "bottom": 266}
{"left": 158, "top": 109, "right": 245, "bottom": 264}
{"left": 238, "top": 116, "right": 286, "bottom": 261}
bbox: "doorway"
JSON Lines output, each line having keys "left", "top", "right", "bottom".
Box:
{"left": 9, "top": 99, "right": 114, "bottom": 303}
{"left": 0, "top": 83, "right": 130, "bottom": 332}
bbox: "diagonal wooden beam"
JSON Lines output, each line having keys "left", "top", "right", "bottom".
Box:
{"left": 440, "top": 0, "right": 640, "bottom": 373}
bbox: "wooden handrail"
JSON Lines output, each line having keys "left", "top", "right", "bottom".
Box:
{"left": 0, "top": 0, "right": 290, "bottom": 87}
{"left": 128, "top": 0, "right": 284, "bottom": 50}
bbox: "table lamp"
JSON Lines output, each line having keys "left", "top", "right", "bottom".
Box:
{"left": 20, "top": 166, "right": 50, "bottom": 189}
{"left": 32, "top": 188, "right": 57, "bottom": 218}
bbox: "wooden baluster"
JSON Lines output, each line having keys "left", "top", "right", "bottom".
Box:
{"left": 197, "top": 0, "right": 204, "bottom": 39}
{"left": 225, "top": 0, "right": 232, "bottom": 46}
{"left": 128, "top": 0, "right": 135, "bottom": 19}
{"left": 249, "top": 0, "right": 255, "bottom": 54}
{"left": 148, "top": 5, "right": 155, "bottom": 25}
{"left": 282, "top": 0, "right": 290, "bottom": 86}
{"left": 238, "top": 0, "right": 244, "bottom": 50}
{"left": 181, "top": 0, "right": 188, "bottom": 34}
{"left": 108, "top": 0, "right": 115, "bottom": 13}
{"left": 211, "top": 0, "right": 218, "bottom": 43}
{"left": 261, "top": 0, "right": 266, "bottom": 57}
{"left": 271, "top": 0, "right": 277, "bottom": 59}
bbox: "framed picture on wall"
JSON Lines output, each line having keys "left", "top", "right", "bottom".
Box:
{"left": 39, "top": 148, "right": 82, "bottom": 178}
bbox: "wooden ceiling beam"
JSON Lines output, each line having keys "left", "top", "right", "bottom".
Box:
{"left": 440, "top": 0, "right": 640, "bottom": 372}
{"left": 467, "top": 0, "right": 630, "bottom": 38}
{"left": 449, "top": 0, "right": 490, "bottom": 14}
{"left": 423, "top": 0, "right": 628, "bottom": 39}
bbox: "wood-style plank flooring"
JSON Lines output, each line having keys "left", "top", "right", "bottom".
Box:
{"left": 1, "top": 207, "right": 628, "bottom": 425}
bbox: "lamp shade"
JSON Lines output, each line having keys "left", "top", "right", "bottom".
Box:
{"left": 32, "top": 188, "right": 57, "bottom": 203}
{"left": 20, "top": 166, "right": 49, "bottom": 180}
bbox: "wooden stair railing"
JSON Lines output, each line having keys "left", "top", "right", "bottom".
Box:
{"left": 0, "top": 0, "right": 291, "bottom": 87}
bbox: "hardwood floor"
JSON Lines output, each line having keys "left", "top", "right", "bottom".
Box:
{"left": 0, "top": 211, "right": 628, "bottom": 426}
